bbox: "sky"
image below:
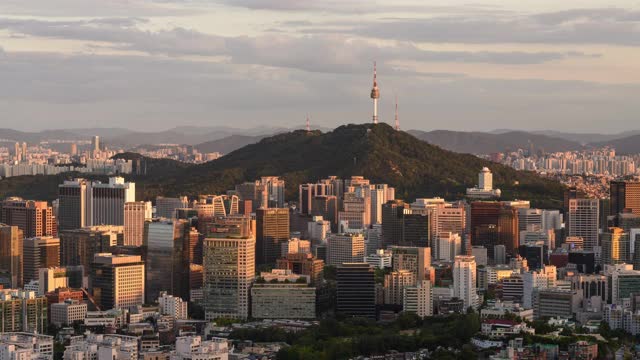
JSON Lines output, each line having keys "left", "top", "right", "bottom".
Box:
{"left": 0, "top": 0, "right": 639, "bottom": 133}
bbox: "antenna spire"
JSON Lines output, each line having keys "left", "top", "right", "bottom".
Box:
{"left": 370, "top": 61, "right": 380, "bottom": 124}
{"left": 395, "top": 95, "right": 399, "bottom": 131}
{"left": 306, "top": 114, "right": 310, "bottom": 132}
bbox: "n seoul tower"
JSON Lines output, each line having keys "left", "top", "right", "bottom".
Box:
{"left": 370, "top": 61, "right": 380, "bottom": 124}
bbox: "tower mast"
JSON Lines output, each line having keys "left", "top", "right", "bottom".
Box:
{"left": 370, "top": 61, "right": 380, "bottom": 124}
{"left": 306, "top": 114, "right": 310, "bottom": 132}
{"left": 394, "top": 95, "right": 399, "bottom": 131}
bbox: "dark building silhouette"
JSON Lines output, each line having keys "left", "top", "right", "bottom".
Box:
{"left": 336, "top": 263, "right": 375, "bottom": 319}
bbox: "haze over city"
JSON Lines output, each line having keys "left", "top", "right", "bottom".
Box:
{"left": 1, "top": 0, "right": 640, "bottom": 132}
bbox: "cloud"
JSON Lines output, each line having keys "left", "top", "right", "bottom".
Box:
{"left": 0, "top": 48, "right": 638, "bottom": 133}
{"left": 0, "top": 18, "right": 601, "bottom": 74}
{"left": 0, "top": 0, "right": 195, "bottom": 17}
{"left": 292, "top": 8, "right": 640, "bottom": 46}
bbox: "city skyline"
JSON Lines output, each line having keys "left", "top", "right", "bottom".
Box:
{"left": 1, "top": 1, "right": 640, "bottom": 132}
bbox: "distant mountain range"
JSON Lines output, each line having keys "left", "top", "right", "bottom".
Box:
{"left": 0, "top": 123, "right": 565, "bottom": 209}
{"left": 3, "top": 126, "right": 640, "bottom": 155}
{"left": 407, "top": 130, "right": 583, "bottom": 154}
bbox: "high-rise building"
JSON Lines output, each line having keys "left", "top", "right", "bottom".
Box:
{"left": 90, "top": 177, "right": 135, "bottom": 226}
{"left": 311, "top": 195, "right": 338, "bottom": 229}
{"left": 59, "top": 226, "right": 123, "bottom": 269}
{"left": 382, "top": 200, "right": 407, "bottom": 247}
{"left": 91, "top": 135, "right": 100, "bottom": 154}
{"left": 58, "top": 177, "right": 135, "bottom": 229}
{"left": 453, "top": 255, "right": 478, "bottom": 310}
{"left": 256, "top": 208, "right": 289, "bottom": 265}
{"left": 384, "top": 270, "right": 416, "bottom": 305}
{"left": 568, "top": 199, "right": 599, "bottom": 250}
{"left": 0, "top": 224, "right": 23, "bottom": 288}
{"left": 0, "top": 290, "right": 47, "bottom": 333}
{"left": 202, "top": 234, "right": 255, "bottom": 320}
{"left": 158, "top": 291, "right": 188, "bottom": 320}
{"left": 381, "top": 200, "right": 430, "bottom": 248}
{"left": 39, "top": 266, "right": 85, "bottom": 295}
{"left": 123, "top": 201, "right": 151, "bottom": 246}
{"left": 57, "top": 179, "right": 90, "bottom": 231}
{"left": 338, "top": 192, "right": 370, "bottom": 230}
{"left": 391, "top": 246, "right": 432, "bottom": 283}
{"left": 601, "top": 227, "right": 631, "bottom": 266}
{"left": 435, "top": 232, "right": 462, "bottom": 262}
{"left": 403, "top": 280, "right": 433, "bottom": 318}
{"left": 251, "top": 270, "right": 316, "bottom": 319}
{"left": 144, "top": 219, "right": 191, "bottom": 301}
{"left": 276, "top": 252, "right": 324, "bottom": 285}
{"left": 518, "top": 208, "right": 543, "bottom": 232}
{"left": 0, "top": 198, "right": 54, "bottom": 238}
{"left": 470, "top": 202, "right": 519, "bottom": 258}
{"left": 308, "top": 216, "right": 331, "bottom": 243}
{"left": 155, "top": 196, "right": 189, "bottom": 219}
{"left": 23, "top": 236, "right": 60, "bottom": 283}
{"left": 327, "top": 233, "right": 365, "bottom": 266}
{"left": 610, "top": 181, "right": 640, "bottom": 216}
{"left": 90, "top": 253, "right": 145, "bottom": 310}
{"left": 337, "top": 263, "right": 375, "bottom": 318}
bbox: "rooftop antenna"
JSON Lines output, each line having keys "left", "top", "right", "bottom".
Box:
{"left": 370, "top": 61, "right": 380, "bottom": 124}
{"left": 306, "top": 114, "right": 311, "bottom": 132}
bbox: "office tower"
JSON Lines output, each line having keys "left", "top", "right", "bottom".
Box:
{"left": 601, "top": 227, "right": 631, "bottom": 266}
{"left": 610, "top": 181, "right": 640, "bottom": 216}
{"left": 90, "top": 253, "right": 145, "bottom": 310}
{"left": 518, "top": 208, "right": 543, "bottom": 232}
{"left": 565, "top": 236, "right": 584, "bottom": 250}
{"left": 70, "top": 143, "right": 77, "bottom": 156}
{"left": 156, "top": 196, "right": 189, "bottom": 219}
{"left": 338, "top": 192, "right": 370, "bottom": 230}
{"left": 59, "top": 226, "right": 123, "bottom": 269}
{"left": 39, "top": 266, "right": 85, "bottom": 295}
{"left": 144, "top": 219, "right": 190, "bottom": 301}
{"left": 308, "top": 216, "right": 331, "bottom": 243}
{"left": 21, "top": 142, "right": 27, "bottom": 160}
{"left": 616, "top": 211, "right": 640, "bottom": 233}
{"left": 568, "top": 199, "right": 599, "bottom": 250}
{"left": 58, "top": 179, "right": 90, "bottom": 231}
{"left": 0, "top": 198, "right": 54, "bottom": 238}
{"left": 403, "top": 212, "right": 430, "bottom": 248}
{"left": 255, "top": 208, "right": 289, "bottom": 265}
{"left": 519, "top": 242, "right": 548, "bottom": 271}
{"left": 471, "top": 246, "right": 488, "bottom": 266}
{"left": 384, "top": 270, "right": 416, "bottom": 305}
{"left": 605, "top": 264, "right": 640, "bottom": 305}
{"left": 453, "top": 255, "right": 478, "bottom": 310}
{"left": 299, "top": 184, "right": 315, "bottom": 215}
{"left": 0, "top": 290, "right": 48, "bottom": 333}
{"left": 202, "top": 235, "right": 255, "bottom": 320}
{"left": 90, "top": 177, "right": 135, "bottom": 226}
{"left": 471, "top": 202, "right": 519, "bottom": 258}
{"left": 91, "top": 135, "right": 100, "bottom": 153}
{"left": 327, "top": 233, "right": 365, "bottom": 266}
{"left": 433, "top": 205, "right": 466, "bottom": 242}
{"left": 236, "top": 181, "right": 264, "bottom": 212}
{"left": 260, "top": 176, "right": 285, "bottom": 208}
{"left": 276, "top": 253, "right": 324, "bottom": 285}
{"left": 251, "top": 270, "right": 316, "bottom": 319}
{"left": 563, "top": 186, "right": 584, "bottom": 231}
{"left": 0, "top": 225, "right": 23, "bottom": 289}
{"left": 403, "top": 280, "right": 432, "bottom": 317}
{"left": 22, "top": 236, "right": 60, "bottom": 283}
{"left": 195, "top": 195, "right": 239, "bottom": 219}
{"left": 337, "top": 263, "right": 375, "bottom": 318}
{"left": 382, "top": 200, "right": 407, "bottom": 246}
{"left": 123, "top": 201, "right": 150, "bottom": 246}
{"left": 435, "top": 232, "right": 462, "bottom": 262}
{"left": 494, "top": 244, "right": 507, "bottom": 264}
{"left": 391, "top": 246, "right": 432, "bottom": 282}
{"left": 311, "top": 195, "right": 338, "bottom": 230}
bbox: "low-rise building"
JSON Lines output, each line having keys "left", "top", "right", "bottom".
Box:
{"left": 251, "top": 271, "right": 316, "bottom": 320}
{"left": 171, "top": 336, "right": 228, "bottom": 360}
{"left": 0, "top": 333, "right": 54, "bottom": 360}
{"left": 64, "top": 334, "right": 138, "bottom": 360}
{"left": 481, "top": 319, "right": 534, "bottom": 339}
{"left": 50, "top": 299, "right": 88, "bottom": 327}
